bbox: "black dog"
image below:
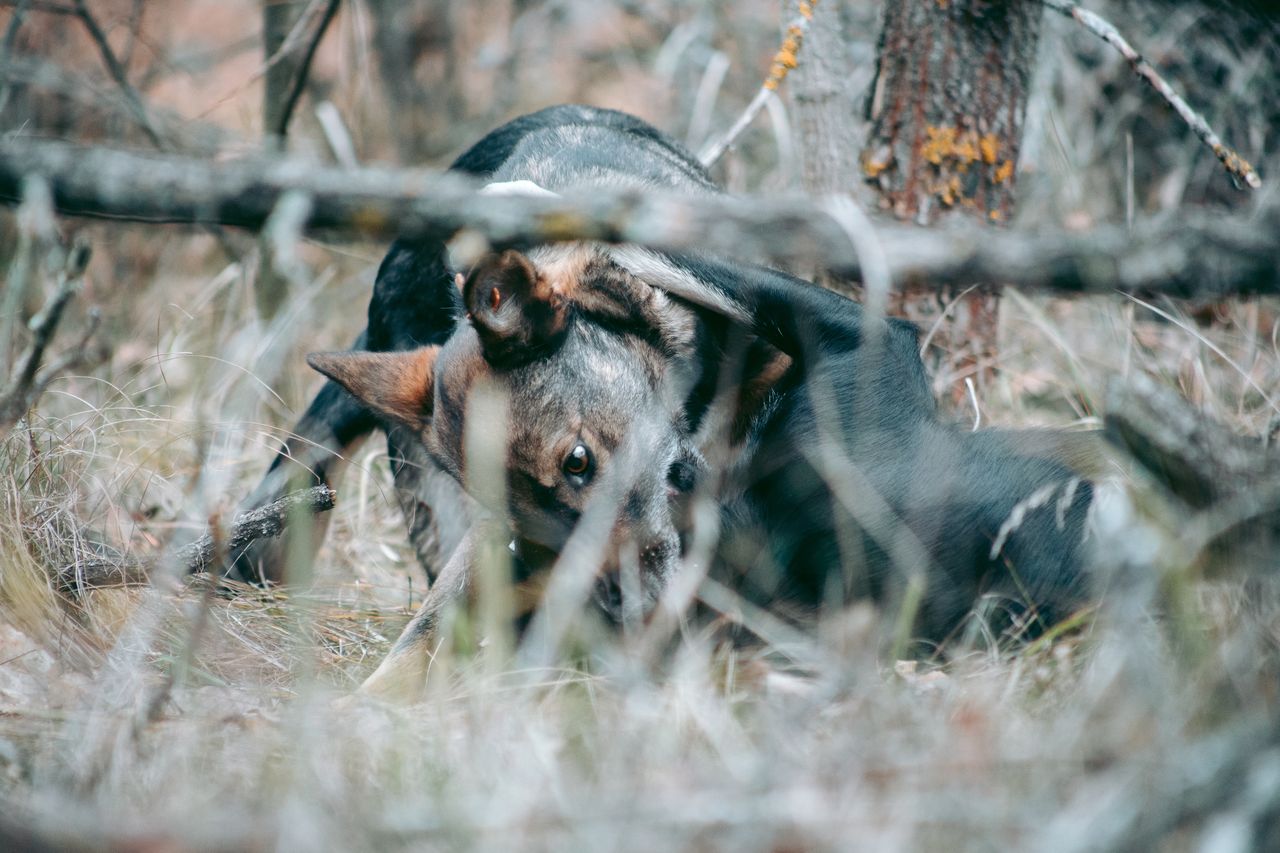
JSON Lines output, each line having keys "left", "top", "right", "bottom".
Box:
{"left": 233, "top": 105, "right": 1096, "bottom": 698}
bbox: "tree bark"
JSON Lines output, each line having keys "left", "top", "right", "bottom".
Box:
{"left": 862, "top": 0, "right": 1041, "bottom": 224}
{"left": 861, "top": 0, "right": 1044, "bottom": 400}
{"left": 788, "top": 0, "right": 858, "bottom": 196}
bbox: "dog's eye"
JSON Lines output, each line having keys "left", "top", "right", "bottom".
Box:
{"left": 562, "top": 444, "right": 593, "bottom": 481}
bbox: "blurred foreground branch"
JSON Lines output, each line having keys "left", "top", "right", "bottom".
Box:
{"left": 1, "top": 137, "right": 1278, "bottom": 298}
{"left": 1105, "top": 373, "right": 1280, "bottom": 571}
{"left": 57, "top": 484, "right": 338, "bottom": 591}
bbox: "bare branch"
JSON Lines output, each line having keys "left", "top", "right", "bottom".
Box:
{"left": 0, "top": 0, "right": 32, "bottom": 115}
{"left": 270, "top": 0, "right": 341, "bottom": 139}
{"left": 57, "top": 484, "right": 339, "bottom": 591}
{"left": 1105, "top": 372, "right": 1280, "bottom": 510}
{"left": 1042, "top": 0, "right": 1262, "bottom": 190}
{"left": 0, "top": 0, "right": 73, "bottom": 13}
{"left": 0, "top": 137, "right": 1277, "bottom": 299}
{"left": 700, "top": 0, "right": 817, "bottom": 168}
{"left": 0, "top": 239, "right": 97, "bottom": 433}
{"left": 71, "top": 0, "right": 165, "bottom": 150}
{"left": 203, "top": 0, "right": 339, "bottom": 129}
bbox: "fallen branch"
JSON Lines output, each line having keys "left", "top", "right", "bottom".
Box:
{"left": 56, "top": 484, "right": 338, "bottom": 591}
{"left": 1042, "top": 0, "right": 1262, "bottom": 190}
{"left": 1104, "top": 373, "right": 1280, "bottom": 570}
{"left": 0, "top": 137, "right": 1278, "bottom": 298}
{"left": 1105, "top": 373, "right": 1280, "bottom": 509}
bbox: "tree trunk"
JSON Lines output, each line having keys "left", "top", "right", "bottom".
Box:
{"left": 862, "top": 0, "right": 1041, "bottom": 224}
{"left": 788, "top": 0, "right": 859, "bottom": 196}
{"left": 861, "top": 0, "right": 1043, "bottom": 400}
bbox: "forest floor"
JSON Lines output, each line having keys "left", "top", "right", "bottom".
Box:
{"left": 2, "top": 1, "right": 1278, "bottom": 849}
{"left": 1, "top": 221, "right": 1276, "bottom": 850}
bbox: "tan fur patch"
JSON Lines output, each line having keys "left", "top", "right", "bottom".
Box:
{"left": 307, "top": 346, "right": 439, "bottom": 432}
{"left": 528, "top": 243, "right": 597, "bottom": 299}
{"left": 733, "top": 347, "right": 793, "bottom": 444}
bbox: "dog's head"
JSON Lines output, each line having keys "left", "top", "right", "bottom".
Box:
{"left": 309, "top": 245, "right": 710, "bottom": 621}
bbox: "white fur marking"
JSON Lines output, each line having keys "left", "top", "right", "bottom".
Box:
{"left": 989, "top": 482, "right": 1061, "bottom": 561}
{"left": 479, "top": 180, "right": 560, "bottom": 198}
{"left": 1055, "top": 477, "right": 1081, "bottom": 531}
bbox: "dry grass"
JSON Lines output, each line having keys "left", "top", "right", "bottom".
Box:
{"left": 1, "top": 1, "right": 1278, "bottom": 850}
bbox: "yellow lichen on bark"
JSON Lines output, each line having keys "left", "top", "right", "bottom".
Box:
{"left": 863, "top": 150, "right": 892, "bottom": 179}
{"left": 923, "top": 126, "right": 957, "bottom": 166}
{"left": 979, "top": 134, "right": 1000, "bottom": 165}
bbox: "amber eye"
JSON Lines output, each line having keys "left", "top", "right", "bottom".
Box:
{"left": 562, "top": 443, "right": 593, "bottom": 480}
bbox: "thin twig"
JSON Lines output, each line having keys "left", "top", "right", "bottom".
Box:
{"left": 0, "top": 240, "right": 94, "bottom": 433}
{"left": 0, "top": 0, "right": 32, "bottom": 115}
{"left": 71, "top": 0, "right": 165, "bottom": 150}
{"left": 699, "top": 0, "right": 818, "bottom": 168}
{"left": 200, "top": 0, "right": 334, "bottom": 122}
{"left": 272, "top": 0, "right": 341, "bottom": 139}
{"left": 1042, "top": 0, "right": 1262, "bottom": 189}
{"left": 56, "top": 484, "right": 339, "bottom": 590}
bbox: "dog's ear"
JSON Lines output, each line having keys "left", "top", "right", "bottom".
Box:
{"left": 307, "top": 346, "right": 439, "bottom": 431}
{"left": 463, "top": 249, "right": 569, "bottom": 366}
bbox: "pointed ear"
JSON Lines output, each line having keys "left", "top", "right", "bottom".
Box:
{"left": 463, "top": 249, "right": 569, "bottom": 366}
{"left": 307, "top": 346, "right": 439, "bottom": 431}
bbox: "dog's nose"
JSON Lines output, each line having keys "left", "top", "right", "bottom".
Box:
{"left": 666, "top": 458, "right": 697, "bottom": 498}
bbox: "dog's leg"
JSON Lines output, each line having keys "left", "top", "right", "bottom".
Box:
{"left": 356, "top": 524, "right": 479, "bottom": 702}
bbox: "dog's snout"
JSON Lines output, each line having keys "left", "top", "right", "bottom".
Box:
{"left": 639, "top": 537, "right": 675, "bottom": 571}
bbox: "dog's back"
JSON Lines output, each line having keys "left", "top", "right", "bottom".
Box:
{"left": 486, "top": 106, "right": 718, "bottom": 194}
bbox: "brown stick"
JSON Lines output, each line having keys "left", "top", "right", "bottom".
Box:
{"left": 56, "top": 484, "right": 338, "bottom": 591}
{"left": 0, "top": 137, "right": 1277, "bottom": 299}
